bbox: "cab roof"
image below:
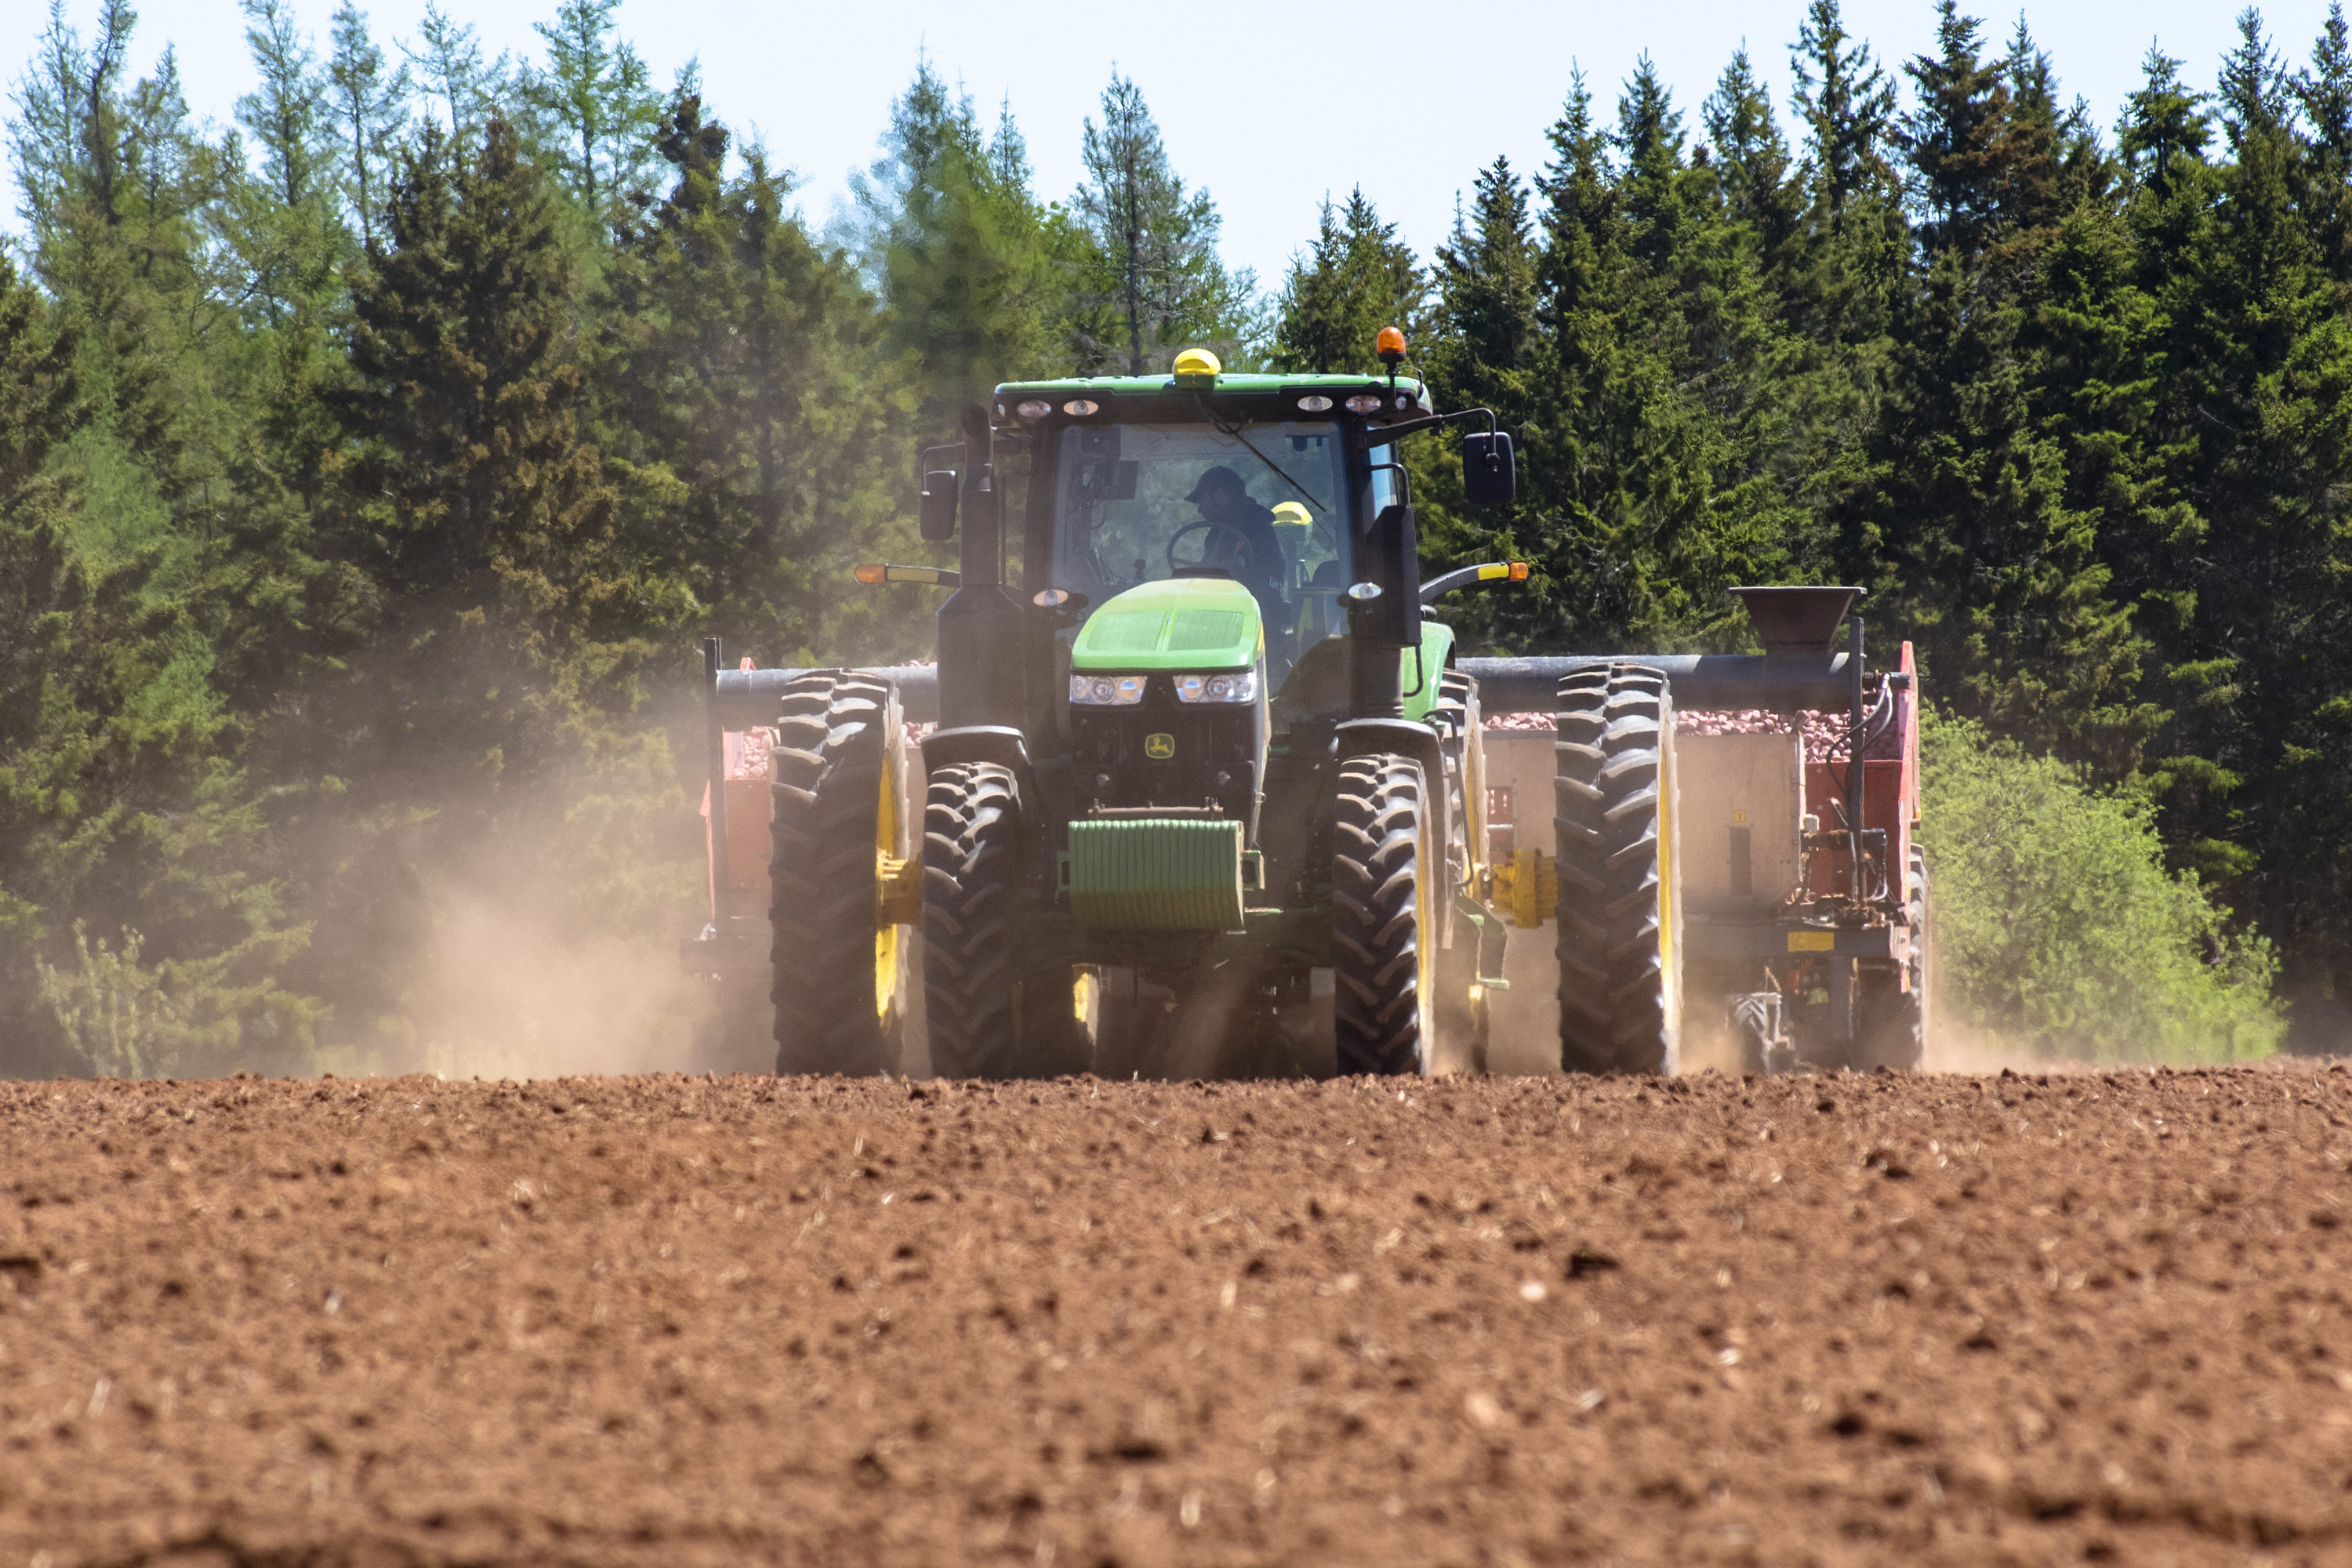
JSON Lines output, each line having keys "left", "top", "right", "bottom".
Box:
{"left": 994, "top": 372, "right": 1436, "bottom": 423}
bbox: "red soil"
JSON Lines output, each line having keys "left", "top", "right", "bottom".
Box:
{"left": 3, "top": 1066, "right": 2350, "bottom": 1566}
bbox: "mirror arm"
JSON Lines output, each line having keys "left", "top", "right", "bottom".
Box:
{"left": 1350, "top": 406, "right": 1498, "bottom": 453}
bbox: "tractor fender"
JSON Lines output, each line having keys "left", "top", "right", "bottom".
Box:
{"left": 1334, "top": 718, "right": 1450, "bottom": 886}
{"left": 922, "top": 726, "right": 1040, "bottom": 813}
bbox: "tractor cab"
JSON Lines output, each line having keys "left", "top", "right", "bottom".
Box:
{"left": 1040, "top": 399, "right": 1356, "bottom": 692}
{"left": 972, "top": 347, "right": 1519, "bottom": 856}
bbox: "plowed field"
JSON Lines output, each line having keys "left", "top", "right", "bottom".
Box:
{"left": 4, "top": 1065, "right": 2350, "bottom": 1567}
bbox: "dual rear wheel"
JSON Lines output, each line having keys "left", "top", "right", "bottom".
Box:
{"left": 766, "top": 671, "right": 909, "bottom": 1076}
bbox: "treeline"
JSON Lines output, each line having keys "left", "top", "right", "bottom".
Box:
{"left": 0, "top": 0, "right": 2343, "bottom": 1069}
{"left": 1299, "top": 0, "right": 2352, "bottom": 1052}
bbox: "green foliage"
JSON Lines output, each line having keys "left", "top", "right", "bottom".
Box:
{"left": 604, "top": 92, "right": 912, "bottom": 666}
{"left": 1270, "top": 189, "right": 1425, "bottom": 376}
{"left": 520, "top": 0, "right": 662, "bottom": 223}
{"left": 851, "top": 61, "right": 1049, "bottom": 446}
{"left": 1919, "top": 710, "right": 2282, "bottom": 1062}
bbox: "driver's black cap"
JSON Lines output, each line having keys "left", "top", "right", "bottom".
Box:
{"left": 1185, "top": 465, "right": 1246, "bottom": 503}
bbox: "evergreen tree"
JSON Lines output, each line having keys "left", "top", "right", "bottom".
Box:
{"left": 306, "top": 116, "right": 659, "bottom": 1037}
{"left": 857, "top": 60, "right": 1048, "bottom": 444}
{"left": 1069, "top": 73, "right": 1248, "bottom": 372}
{"left": 521, "top": 0, "right": 662, "bottom": 222}
{"left": 1269, "top": 188, "right": 1424, "bottom": 376}
{"left": 1703, "top": 49, "right": 1802, "bottom": 276}
{"left": 1900, "top": 1, "right": 2020, "bottom": 263}
{"left": 1867, "top": 7, "right": 2150, "bottom": 773}
{"left": 339, "top": 118, "right": 617, "bottom": 641}
{"left": 2133, "top": 13, "right": 2352, "bottom": 1046}
{"left": 325, "top": 0, "right": 407, "bottom": 250}
{"left": 1790, "top": 0, "right": 1900, "bottom": 232}
{"left": 601, "top": 93, "right": 911, "bottom": 664}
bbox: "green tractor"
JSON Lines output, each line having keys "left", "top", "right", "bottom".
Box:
{"left": 687, "top": 334, "right": 1684, "bottom": 1080}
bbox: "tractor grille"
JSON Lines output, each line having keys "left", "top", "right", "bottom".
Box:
{"left": 1071, "top": 678, "right": 1258, "bottom": 822}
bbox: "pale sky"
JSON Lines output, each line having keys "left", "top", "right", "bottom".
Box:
{"left": 2, "top": 0, "right": 2340, "bottom": 291}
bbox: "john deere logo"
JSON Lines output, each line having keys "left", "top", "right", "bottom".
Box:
{"left": 1144, "top": 732, "right": 1176, "bottom": 760}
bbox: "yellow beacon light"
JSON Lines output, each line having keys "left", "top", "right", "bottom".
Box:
{"left": 1375, "top": 325, "right": 1407, "bottom": 365}
{"left": 1172, "top": 347, "right": 1221, "bottom": 387}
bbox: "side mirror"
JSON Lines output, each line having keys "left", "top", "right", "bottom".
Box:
{"left": 920, "top": 470, "right": 959, "bottom": 542}
{"left": 1461, "top": 430, "right": 1516, "bottom": 508}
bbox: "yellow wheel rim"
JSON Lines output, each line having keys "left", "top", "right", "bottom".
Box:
{"left": 874, "top": 755, "right": 901, "bottom": 1019}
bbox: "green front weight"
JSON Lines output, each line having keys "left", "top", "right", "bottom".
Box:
{"left": 1067, "top": 818, "right": 1247, "bottom": 931}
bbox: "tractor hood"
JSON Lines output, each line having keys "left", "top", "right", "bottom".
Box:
{"left": 1070, "top": 577, "right": 1262, "bottom": 673}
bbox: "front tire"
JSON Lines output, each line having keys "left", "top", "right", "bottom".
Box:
{"left": 768, "top": 671, "right": 908, "bottom": 1076}
{"left": 1332, "top": 754, "right": 1438, "bottom": 1076}
{"left": 922, "top": 762, "right": 1024, "bottom": 1079}
{"left": 1554, "top": 663, "right": 1682, "bottom": 1075}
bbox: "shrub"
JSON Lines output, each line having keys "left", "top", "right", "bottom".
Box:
{"left": 1919, "top": 710, "right": 2283, "bottom": 1062}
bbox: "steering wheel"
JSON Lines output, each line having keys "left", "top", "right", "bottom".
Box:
{"left": 1167, "top": 520, "right": 1258, "bottom": 577}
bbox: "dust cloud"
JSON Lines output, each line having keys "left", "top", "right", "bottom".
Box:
{"left": 389, "top": 883, "right": 715, "bottom": 1081}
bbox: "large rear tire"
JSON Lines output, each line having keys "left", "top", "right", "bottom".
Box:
{"left": 1333, "top": 754, "right": 1439, "bottom": 1076}
{"left": 922, "top": 762, "right": 1025, "bottom": 1079}
{"left": 1554, "top": 663, "right": 1682, "bottom": 1075}
{"left": 768, "top": 671, "right": 909, "bottom": 1076}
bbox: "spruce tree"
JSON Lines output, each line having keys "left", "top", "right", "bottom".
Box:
{"left": 1790, "top": 0, "right": 1900, "bottom": 233}
{"left": 325, "top": 0, "right": 408, "bottom": 251}
{"left": 2137, "top": 12, "right": 2352, "bottom": 1045}
{"left": 601, "top": 93, "right": 909, "bottom": 664}
{"left": 2295, "top": 2, "right": 2352, "bottom": 285}
{"left": 1270, "top": 189, "right": 1425, "bottom": 376}
{"left": 1069, "top": 73, "right": 1247, "bottom": 372}
{"left": 1867, "top": 7, "right": 2149, "bottom": 773}
{"left": 522, "top": 0, "right": 663, "bottom": 222}
{"left": 858, "top": 61, "right": 1048, "bottom": 445}
{"left": 1900, "top": 1, "right": 2019, "bottom": 263}
{"left": 1703, "top": 50, "right": 1802, "bottom": 278}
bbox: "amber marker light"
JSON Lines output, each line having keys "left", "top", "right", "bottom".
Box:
{"left": 1509, "top": 561, "right": 1530, "bottom": 580}
{"left": 855, "top": 563, "right": 887, "bottom": 584}
{"left": 1375, "top": 325, "right": 1407, "bottom": 365}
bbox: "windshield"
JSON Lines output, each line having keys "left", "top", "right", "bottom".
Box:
{"left": 1047, "top": 420, "right": 1350, "bottom": 687}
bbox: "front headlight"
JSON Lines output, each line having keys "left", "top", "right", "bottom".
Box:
{"left": 1173, "top": 670, "right": 1258, "bottom": 705}
{"left": 1070, "top": 673, "right": 1145, "bottom": 706}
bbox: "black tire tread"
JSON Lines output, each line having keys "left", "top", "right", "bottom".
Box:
{"left": 1333, "top": 755, "right": 1432, "bottom": 1076}
{"left": 922, "top": 762, "right": 1022, "bottom": 1079}
{"left": 1554, "top": 664, "right": 1677, "bottom": 1075}
{"left": 768, "top": 670, "right": 904, "bottom": 1076}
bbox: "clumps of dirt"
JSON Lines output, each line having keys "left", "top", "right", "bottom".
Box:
{"left": 4, "top": 1065, "right": 2351, "bottom": 1566}
{"left": 1494, "top": 706, "right": 1904, "bottom": 762}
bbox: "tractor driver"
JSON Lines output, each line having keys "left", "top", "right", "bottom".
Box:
{"left": 1181, "top": 465, "right": 1285, "bottom": 608}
